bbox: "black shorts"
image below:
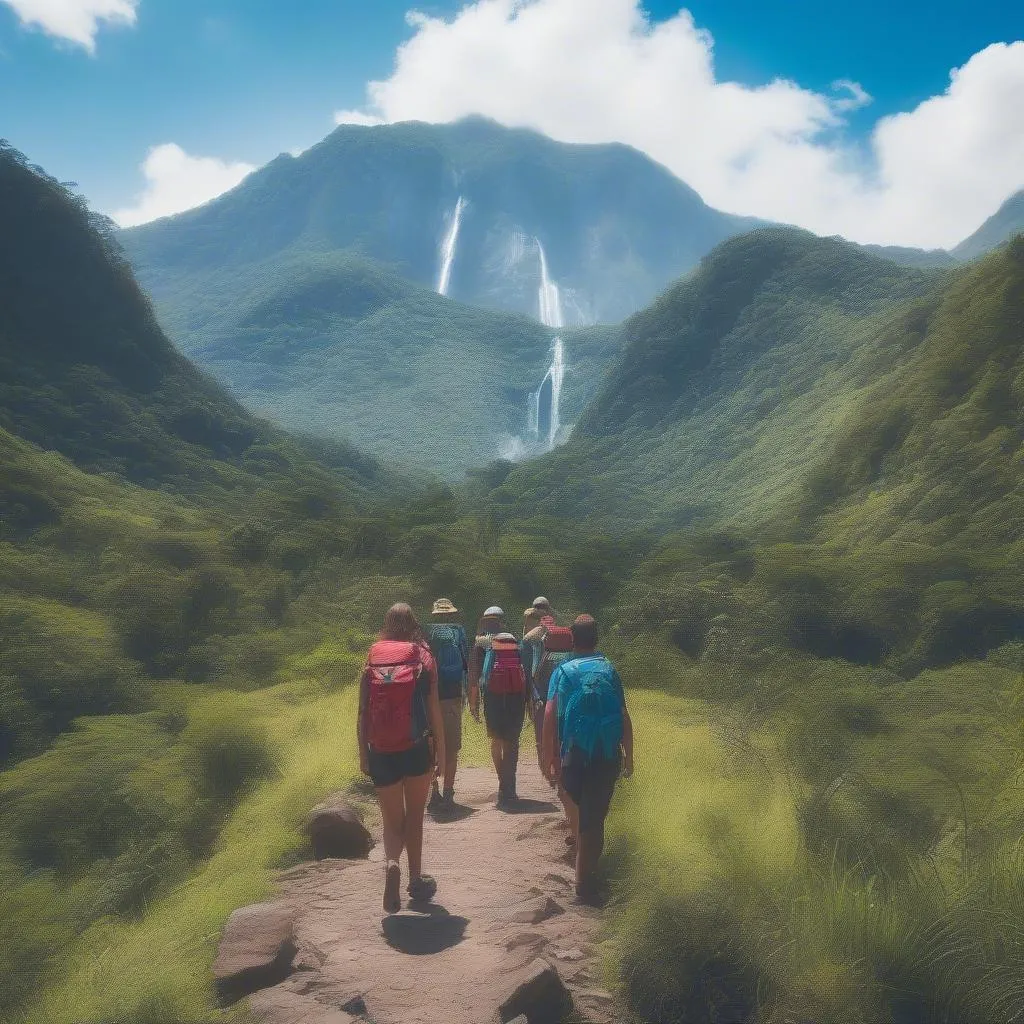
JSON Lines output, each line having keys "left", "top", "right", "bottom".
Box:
{"left": 483, "top": 691, "right": 526, "bottom": 742}
{"left": 560, "top": 746, "right": 621, "bottom": 832}
{"left": 368, "top": 737, "right": 432, "bottom": 789}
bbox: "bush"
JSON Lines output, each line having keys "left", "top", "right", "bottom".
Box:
{"left": 184, "top": 712, "right": 277, "bottom": 804}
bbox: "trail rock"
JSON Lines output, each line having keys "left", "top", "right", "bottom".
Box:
{"left": 305, "top": 796, "right": 373, "bottom": 860}
{"left": 249, "top": 986, "right": 357, "bottom": 1023}
{"left": 506, "top": 930, "right": 550, "bottom": 952}
{"left": 495, "top": 958, "right": 572, "bottom": 1023}
{"left": 509, "top": 895, "right": 564, "bottom": 925}
{"left": 213, "top": 901, "right": 297, "bottom": 1004}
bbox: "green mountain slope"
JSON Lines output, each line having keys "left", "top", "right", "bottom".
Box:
{"left": 498, "top": 228, "right": 944, "bottom": 528}
{"left": 119, "top": 116, "right": 761, "bottom": 326}
{"left": 160, "top": 247, "right": 624, "bottom": 477}
{"left": 0, "top": 143, "right": 385, "bottom": 498}
{"left": 953, "top": 190, "right": 1024, "bottom": 260}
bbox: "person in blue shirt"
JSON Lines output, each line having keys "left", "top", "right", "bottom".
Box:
{"left": 424, "top": 597, "right": 470, "bottom": 811}
{"left": 542, "top": 614, "right": 634, "bottom": 902}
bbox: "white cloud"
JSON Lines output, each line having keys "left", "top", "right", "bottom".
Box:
{"left": 112, "top": 144, "right": 255, "bottom": 227}
{"left": 831, "top": 79, "right": 872, "bottom": 112}
{"left": 1, "top": 0, "right": 138, "bottom": 52}
{"left": 336, "top": 0, "right": 1024, "bottom": 249}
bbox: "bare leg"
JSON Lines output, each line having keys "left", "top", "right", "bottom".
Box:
{"left": 444, "top": 751, "right": 458, "bottom": 794}
{"left": 375, "top": 781, "right": 407, "bottom": 866}
{"left": 559, "top": 784, "right": 580, "bottom": 838}
{"left": 490, "top": 736, "right": 504, "bottom": 786}
{"left": 402, "top": 771, "right": 432, "bottom": 881}
{"left": 576, "top": 824, "right": 604, "bottom": 897}
{"left": 505, "top": 734, "right": 521, "bottom": 797}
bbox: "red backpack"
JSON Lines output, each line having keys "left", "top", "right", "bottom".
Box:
{"left": 366, "top": 640, "right": 426, "bottom": 752}
{"left": 488, "top": 637, "right": 526, "bottom": 695}
{"left": 541, "top": 615, "right": 574, "bottom": 654}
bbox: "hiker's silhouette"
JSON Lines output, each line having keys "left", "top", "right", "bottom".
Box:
{"left": 381, "top": 903, "right": 468, "bottom": 954}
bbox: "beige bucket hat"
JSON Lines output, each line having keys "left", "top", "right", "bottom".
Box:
{"left": 431, "top": 597, "right": 458, "bottom": 615}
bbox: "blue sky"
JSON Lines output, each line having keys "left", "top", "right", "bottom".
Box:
{"left": 1, "top": 0, "right": 1021, "bottom": 246}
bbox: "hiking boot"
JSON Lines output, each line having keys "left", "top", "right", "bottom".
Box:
{"left": 441, "top": 789, "right": 455, "bottom": 810}
{"left": 428, "top": 786, "right": 443, "bottom": 812}
{"left": 383, "top": 861, "right": 401, "bottom": 915}
{"left": 408, "top": 874, "right": 438, "bottom": 903}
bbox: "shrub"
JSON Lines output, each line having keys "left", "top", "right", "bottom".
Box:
{"left": 184, "top": 712, "right": 277, "bottom": 804}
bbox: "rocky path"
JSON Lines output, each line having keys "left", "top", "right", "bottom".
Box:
{"left": 245, "top": 759, "right": 620, "bottom": 1024}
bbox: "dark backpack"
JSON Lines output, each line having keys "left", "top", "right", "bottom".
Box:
{"left": 427, "top": 624, "right": 466, "bottom": 700}
{"left": 488, "top": 637, "right": 526, "bottom": 696}
{"left": 366, "top": 640, "right": 427, "bottom": 753}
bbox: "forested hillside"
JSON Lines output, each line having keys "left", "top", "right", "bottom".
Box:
{"left": 3, "top": 142, "right": 1024, "bottom": 1024}
{"left": 135, "top": 246, "right": 623, "bottom": 476}
{"left": 497, "top": 229, "right": 944, "bottom": 527}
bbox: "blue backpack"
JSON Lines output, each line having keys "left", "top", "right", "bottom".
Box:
{"left": 558, "top": 656, "right": 624, "bottom": 761}
{"left": 427, "top": 624, "right": 467, "bottom": 699}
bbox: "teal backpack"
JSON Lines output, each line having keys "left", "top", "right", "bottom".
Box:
{"left": 558, "top": 656, "right": 624, "bottom": 761}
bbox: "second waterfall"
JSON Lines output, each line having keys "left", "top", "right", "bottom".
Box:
{"left": 532, "top": 240, "right": 566, "bottom": 450}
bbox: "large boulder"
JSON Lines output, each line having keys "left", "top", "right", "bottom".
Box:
{"left": 495, "top": 958, "right": 572, "bottom": 1024}
{"left": 213, "top": 901, "right": 297, "bottom": 1004}
{"left": 304, "top": 796, "right": 373, "bottom": 860}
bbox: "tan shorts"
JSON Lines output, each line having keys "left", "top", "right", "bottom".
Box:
{"left": 440, "top": 697, "right": 463, "bottom": 755}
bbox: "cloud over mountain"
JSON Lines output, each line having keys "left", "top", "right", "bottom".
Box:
{"left": 112, "top": 143, "right": 255, "bottom": 227}
{"left": 336, "top": 0, "right": 1024, "bottom": 249}
{"left": 1, "top": 0, "right": 137, "bottom": 51}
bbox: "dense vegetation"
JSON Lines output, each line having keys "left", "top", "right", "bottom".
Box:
{"left": 131, "top": 243, "right": 624, "bottom": 476}
{"left": 2, "top": 144, "right": 1023, "bottom": 1024}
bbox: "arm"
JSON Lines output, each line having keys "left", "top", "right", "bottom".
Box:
{"left": 542, "top": 698, "right": 559, "bottom": 783}
{"left": 468, "top": 643, "right": 484, "bottom": 721}
{"left": 616, "top": 670, "right": 634, "bottom": 776}
{"left": 426, "top": 656, "right": 446, "bottom": 778}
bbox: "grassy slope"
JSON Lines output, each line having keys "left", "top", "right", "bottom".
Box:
{"left": 159, "top": 248, "right": 623, "bottom": 477}
{"left": 495, "top": 228, "right": 945, "bottom": 528}
{"left": 5, "top": 147, "right": 1024, "bottom": 1024}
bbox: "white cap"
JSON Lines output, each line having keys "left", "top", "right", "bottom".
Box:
{"left": 483, "top": 606, "right": 505, "bottom": 617}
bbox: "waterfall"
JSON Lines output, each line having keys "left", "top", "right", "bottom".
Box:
{"left": 501, "top": 237, "right": 570, "bottom": 459}
{"left": 537, "top": 241, "right": 564, "bottom": 329}
{"left": 436, "top": 196, "right": 465, "bottom": 296}
{"left": 535, "top": 241, "right": 565, "bottom": 448}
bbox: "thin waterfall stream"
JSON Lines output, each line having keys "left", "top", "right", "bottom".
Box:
{"left": 436, "top": 196, "right": 466, "bottom": 296}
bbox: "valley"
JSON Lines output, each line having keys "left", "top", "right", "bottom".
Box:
{"left": 1, "top": 125, "right": 1023, "bottom": 1024}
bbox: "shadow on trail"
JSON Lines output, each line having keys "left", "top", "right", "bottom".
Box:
{"left": 502, "top": 798, "right": 560, "bottom": 815}
{"left": 430, "top": 803, "right": 477, "bottom": 823}
{"left": 382, "top": 904, "right": 468, "bottom": 955}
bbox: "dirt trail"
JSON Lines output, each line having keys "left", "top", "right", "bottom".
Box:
{"left": 250, "top": 758, "right": 620, "bottom": 1024}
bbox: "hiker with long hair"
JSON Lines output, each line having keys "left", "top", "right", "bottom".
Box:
{"left": 469, "top": 606, "right": 528, "bottom": 808}
{"left": 357, "top": 602, "right": 446, "bottom": 914}
{"left": 542, "top": 614, "right": 634, "bottom": 902}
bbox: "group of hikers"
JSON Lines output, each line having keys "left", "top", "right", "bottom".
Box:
{"left": 356, "top": 597, "right": 635, "bottom": 915}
